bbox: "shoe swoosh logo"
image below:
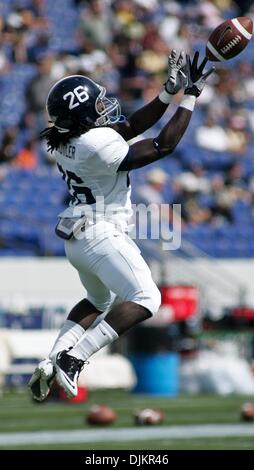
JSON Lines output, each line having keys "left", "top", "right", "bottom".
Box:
{"left": 62, "top": 370, "right": 79, "bottom": 389}
{"left": 63, "top": 374, "right": 75, "bottom": 389}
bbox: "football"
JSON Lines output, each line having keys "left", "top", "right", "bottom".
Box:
{"left": 86, "top": 404, "right": 117, "bottom": 425}
{"left": 206, "top": 16, "right": 253, "bottom": 61}
{"left": 240, "top": 402, "right": 254, "bottom": 422}
{"left": 134, "top": 408, "right": 164, "bottom": 426}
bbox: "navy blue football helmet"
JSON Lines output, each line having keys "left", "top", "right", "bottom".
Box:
{"left": 46, "top": 75, "right": 121, "bottom": 132}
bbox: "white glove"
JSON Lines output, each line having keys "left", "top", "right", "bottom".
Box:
{"left": 164, "top": 49, "right": 186, "bottom": 95}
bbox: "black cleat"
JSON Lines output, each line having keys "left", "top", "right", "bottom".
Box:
{"left": 55, "top": 350, "right": 85, "bottom": 398}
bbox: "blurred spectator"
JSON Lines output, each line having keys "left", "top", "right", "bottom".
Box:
{"left": 196, "top": 112, "right": 250, "bottom": 154}
{"left": 26, "top": 56, "right": 54, "bottom": 114}
{"left": 0, "top": 128, "right": 18, "bottom": 166}
{"left": 209, "top": 175, "right": 234, "bottom": 224}
{"left": 0, "top": 17, "right": 11, "bottom": 73}
{"left": 225, "top": 162, "right": 248, "bottom": 187}
{"left": 198, "top": 0, "right": 224, "bottom": 29}
{"left": 13, "top": 138, "right": 38, "bottom": 170}
{"left": 172, "top": 178, "right": 212, "bottom": 226}
{"left": 179, "top": 167, "right": 210, "bottom": 193}
{"left": 137, "top": 168, "right": 168, "bottom": 205}
{"left": 226, "top": 112, "right": 250, "bottom": 154}
{"left": 235, "top": 0, "right": 253, "bottom": 14}
{"left": 27, "top": 34, "right": 50, "bottom": 63}
{"left": 78, "top": 0, "right": 117, "bottom": 50}
{"left": 134, "top": 167, "right": 178, "bottom": 232}
{"left": 25, "top": 55, "right": 55, "bottom": 133}
{"left": 196, "top": 114, "right": 229, "bottom": 152}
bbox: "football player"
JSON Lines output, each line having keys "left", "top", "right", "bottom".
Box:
{"left": 28, "top": 51, "right": 214, "bottom": 400}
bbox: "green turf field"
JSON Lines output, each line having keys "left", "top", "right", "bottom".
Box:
{"left": 0, "top": 389, "right": 253, "bottom": 450}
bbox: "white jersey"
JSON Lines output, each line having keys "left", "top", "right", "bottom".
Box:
{"left": 55, "top": 126, "right": 132, "bottom": 231}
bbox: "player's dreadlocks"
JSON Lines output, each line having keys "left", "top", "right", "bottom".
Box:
{"left": 40, "top": 124, "right": 88, "bottom": 153}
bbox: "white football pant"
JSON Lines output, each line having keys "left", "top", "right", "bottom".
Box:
{"left": 64, "top": 221, "right": 161, "bottom": 315}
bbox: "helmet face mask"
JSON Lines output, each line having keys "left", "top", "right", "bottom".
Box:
{"left": 95, "top": 86, "right": 121, "bottom": 127}
{"left": 46, "top": 75, "right": 121, "bottom": 133}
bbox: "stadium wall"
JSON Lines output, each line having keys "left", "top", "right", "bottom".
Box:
{"left": 0, "top": 258, "right": 253, "bottom": 312}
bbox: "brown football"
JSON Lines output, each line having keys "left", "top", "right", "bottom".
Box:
{"left": 206, "top": 16, "right": 253, "bottom": 61}
{"left": 240, "top": 402, "right": 254, "bottom": 422}
{"left": 134, "top": 408, "right": 164, "bottom": 426}
{"left": 86, "top": 404, "right": 117, "bottom": 425}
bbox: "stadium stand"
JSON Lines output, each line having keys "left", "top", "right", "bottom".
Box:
{"left": 1, "top": 0, "right": 254, "bottom": 258}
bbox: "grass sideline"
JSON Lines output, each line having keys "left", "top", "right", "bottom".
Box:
{"left": 0, "top": 389, "right": 253, "bottom": 450}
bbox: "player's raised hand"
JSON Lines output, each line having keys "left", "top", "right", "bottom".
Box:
{"left": 164, "top": 49, "right": 186, "bottom": 95}
{"left": 184, "top": 51, "right": 215, "bottom": 97}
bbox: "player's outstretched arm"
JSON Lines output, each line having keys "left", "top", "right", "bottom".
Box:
{"left": 118, "top": 52, "right": 215, "bottom": 171}
{"left": 112, "top": 50, "right": 185, "bottom": 142}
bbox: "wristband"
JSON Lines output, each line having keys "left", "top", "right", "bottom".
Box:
{"left": 179, "top": 95, "right": 196, "bottom": 112}
{"left": 159, "top": 89, "right": 173, "bottom": 105}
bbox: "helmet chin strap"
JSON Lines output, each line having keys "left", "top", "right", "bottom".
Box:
{"left": 110, "top": 114, "right": 126, "bottom": 123}
{"left": 48, "top": 120, "right": 70, "bottom": 133}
